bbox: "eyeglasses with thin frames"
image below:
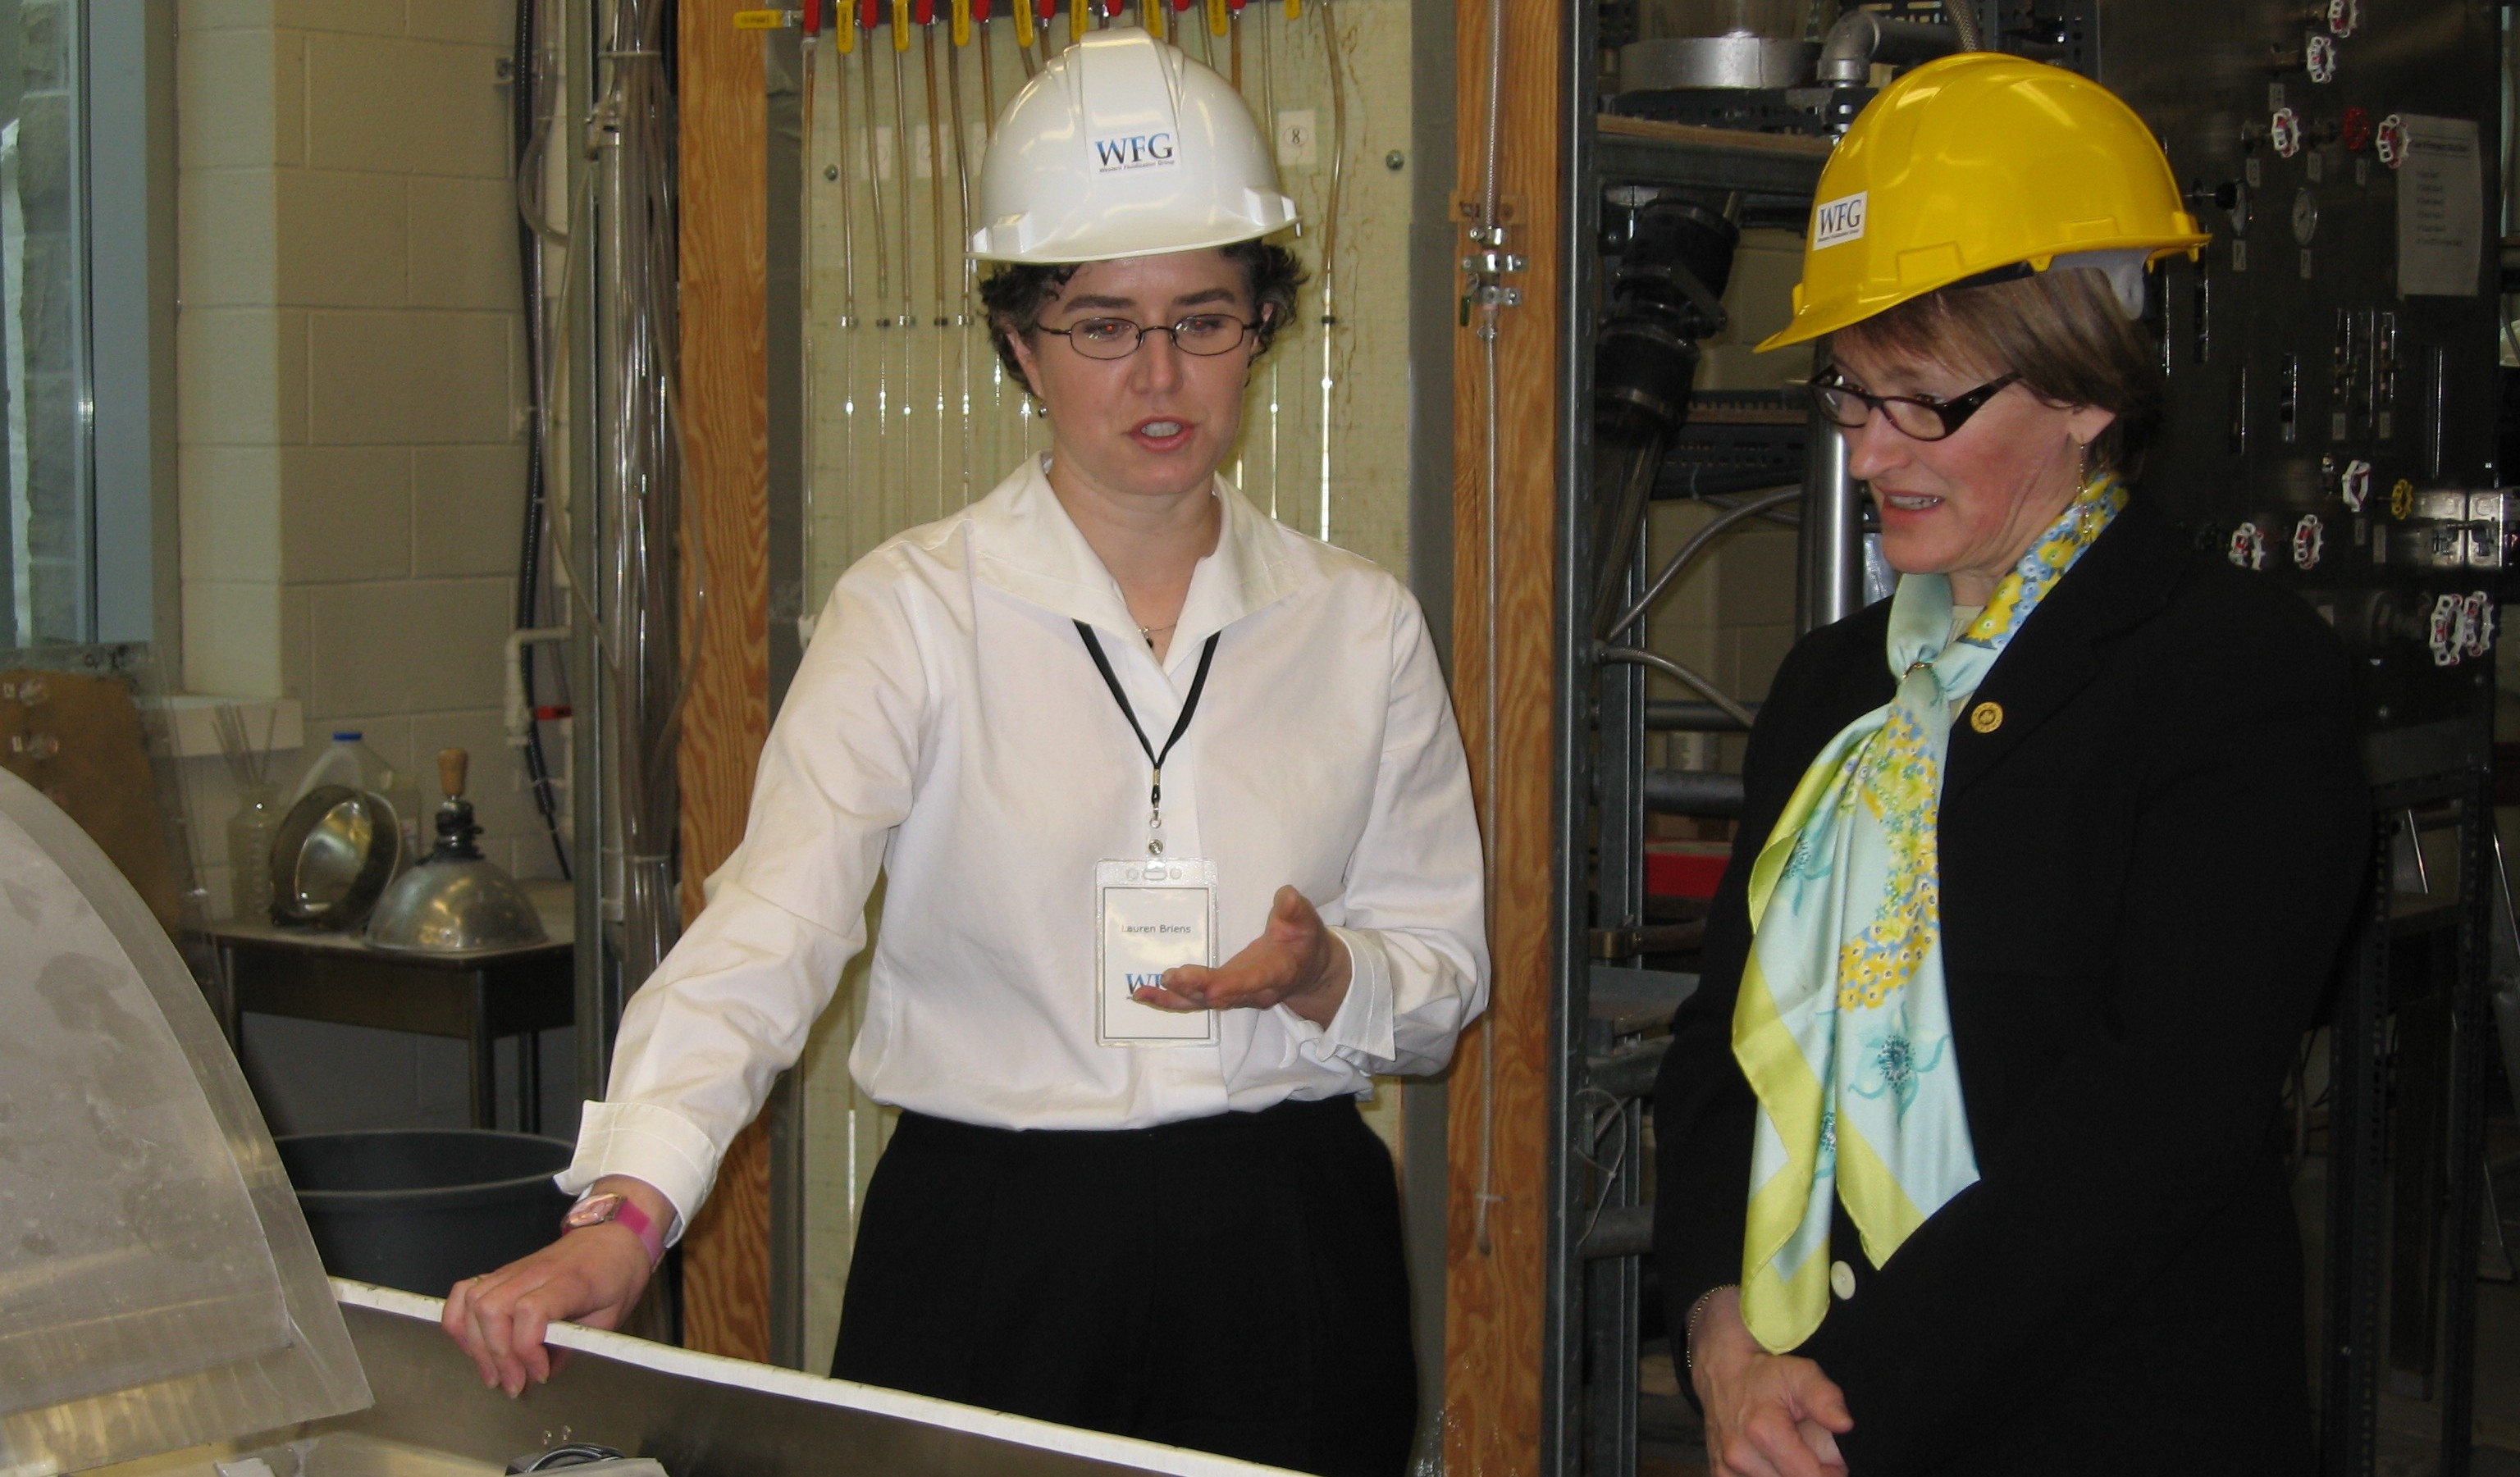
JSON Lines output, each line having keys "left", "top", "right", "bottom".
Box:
{"left": 1806, "top": 370, "right": 2023, "bottom": 441}
{"left": 1036, "top": 313, "right": 1258, "bottom": 362}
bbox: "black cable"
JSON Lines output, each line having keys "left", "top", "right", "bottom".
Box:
{"left": 514, "top": 0, "right": 570, "bottom": 878}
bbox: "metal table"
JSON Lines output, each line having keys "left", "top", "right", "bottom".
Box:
{"left": 208, "top": 880, "right": 574, "bottom": 1133}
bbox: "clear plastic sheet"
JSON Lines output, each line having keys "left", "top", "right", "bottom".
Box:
{"left": 0, "top": 768, "right": 368, "bottom": 1475}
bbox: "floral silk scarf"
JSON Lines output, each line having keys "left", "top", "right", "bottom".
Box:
{"left": 1731, "top": 472, "right": 2128, "bottom": 1353}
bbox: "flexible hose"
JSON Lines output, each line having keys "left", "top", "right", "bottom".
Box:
{"left": 1598, "top": 647, "right": 1756, "bottom": 731}
{"left": 1947, "top": 0, "right": 1983, "bottom": 51}
{"left": 861, "top": 42, "right": 891, "bottom": 321}
{"left": 1600, "top": 485, "right": 1801, "bottom": 644}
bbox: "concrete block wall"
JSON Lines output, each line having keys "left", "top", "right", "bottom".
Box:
{"left": 175, "top": 0, "right": 559, "bottom": 919}
{"left": 173, "top": 0, "right": 573, "bottom": 1137}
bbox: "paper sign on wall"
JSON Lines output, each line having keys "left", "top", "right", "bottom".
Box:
{"left": 2395, "top": 115, "right": 2482, "bottom": 298}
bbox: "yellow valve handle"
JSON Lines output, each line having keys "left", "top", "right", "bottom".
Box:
{"left": 837, "top": 2, "right": 857, "bottom": 50}
{"left": 1070, "top": 0, "right": 1089, "bottom": 43}
{"left": 1283, "top": 0, "right": 1298, "bottom": 18}
{"left": 1144, "top": 0, "right": 1164, "bottom": 39}
{"left": 953, "top": 0, "right": 972, "bottom": 44}
{"left": 1014, "top": 0, "right": 1036, "bottom": 45}
{"left": 733, "top": 8, "right": 791, "bottom": 28}
{"left": 1207, "top": 0, "right": 1227, "bottom": 35}
{"left": 893, "top": 0, "right": 911, "bottom": 50}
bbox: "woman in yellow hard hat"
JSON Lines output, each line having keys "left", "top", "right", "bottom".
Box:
{"left": 1651, "top": 53, "right": 2367, "bottom": 1476}
{"left": 444, "top": 30, "right": 1482, "bottom": 1475}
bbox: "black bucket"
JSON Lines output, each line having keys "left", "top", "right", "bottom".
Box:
{"left": 276, "top": 1129, "right": 573, "bottom": 1298}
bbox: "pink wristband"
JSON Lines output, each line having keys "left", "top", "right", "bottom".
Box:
{"left": 561, "top": 1192, "right": 667, "bottom": 1267}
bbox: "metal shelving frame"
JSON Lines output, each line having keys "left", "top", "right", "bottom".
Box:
{"left": 1547, "top": 93, "right": 1833, "bottom": 1477}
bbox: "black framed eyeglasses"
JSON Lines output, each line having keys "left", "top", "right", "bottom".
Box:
{"left": 1037, "top": 313, "right": 1258, "bottom": 361}
{"left": 1806, "top": 371, "right": 2023, "bottom": 441}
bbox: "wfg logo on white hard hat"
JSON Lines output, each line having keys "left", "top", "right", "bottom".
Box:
{"left": 1091, "top": 131, "right": 1180, "bottom": 172}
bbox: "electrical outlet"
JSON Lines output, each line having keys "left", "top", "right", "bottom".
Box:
{"left": 1276, "top": 109, "right": 1317, "bottom": 171}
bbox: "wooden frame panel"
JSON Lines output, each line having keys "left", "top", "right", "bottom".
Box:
{"left": 1441, "top": 0, "right": 1565, "bottom": 1466}
{"left": 677, "top": 0, "right": 775, "bottom": 1365}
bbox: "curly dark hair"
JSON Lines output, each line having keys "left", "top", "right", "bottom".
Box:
{"left": 979, "top": 239, "right": 1307, "bottom": 399}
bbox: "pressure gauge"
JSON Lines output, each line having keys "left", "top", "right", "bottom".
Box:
{"left": 2290, "top": 186, "right": 2320, "bottom": 244}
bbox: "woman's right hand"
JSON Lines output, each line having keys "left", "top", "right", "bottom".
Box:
{"left": 440, "top": 1175, "right": 668, "bottom": 1395}
{"left": 1689, "top": 1287, "right": 1855, "bottom": 1477}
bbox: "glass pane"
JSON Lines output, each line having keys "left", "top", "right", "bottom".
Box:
{"left": 0, "top": 0, "right": 89, "bottom": 647}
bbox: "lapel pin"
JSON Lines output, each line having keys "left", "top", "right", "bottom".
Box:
{"left": 1968, "top": 701, "right": 2003, "bottom": 734}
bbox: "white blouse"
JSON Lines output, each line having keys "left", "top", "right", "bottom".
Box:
{"left": 558, "top": 460, "right": 1490, "bottom": 1233}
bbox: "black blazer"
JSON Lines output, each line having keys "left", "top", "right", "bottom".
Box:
{"left": 1651, "top": 496, "right": 2368, "bottom": 1476}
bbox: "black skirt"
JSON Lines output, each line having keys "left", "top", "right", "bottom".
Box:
{"left": 832, "top": 1095, "right": 1418, "bottom": 1477}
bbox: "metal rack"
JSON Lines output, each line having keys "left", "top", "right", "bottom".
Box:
{"left": 1547, "top": 90, "right": 1833, "bottom": 1477}
{"left": 1549, "top": 3, "right": 2513, "bottom": 1474}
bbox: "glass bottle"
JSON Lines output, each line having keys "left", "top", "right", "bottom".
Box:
{"left": 227, "top": 783, "right": 278, "bottom": 923}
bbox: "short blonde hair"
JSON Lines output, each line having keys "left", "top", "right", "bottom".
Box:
{"left": 1833, "top": 267, "right": 2161, "bottom": 478}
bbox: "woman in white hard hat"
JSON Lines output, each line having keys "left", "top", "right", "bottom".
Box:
{"left": 443, "top": 30, "right": 1482, "bottom": 1477}
{"left": 1650, "top": 55, "right": 2365, "bottom": 1477}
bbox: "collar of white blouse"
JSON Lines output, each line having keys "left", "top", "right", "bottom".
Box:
{"left": 967, "top": 457, "right": 1315, "bottom": 676}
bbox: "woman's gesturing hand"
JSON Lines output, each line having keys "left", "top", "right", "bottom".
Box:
{"left": 1134, "top": 884, "right": 1352, "bottom": 1025}
{"left": 440, "top": 1175, "right": 667, "bottom": 1396}
{"left": 1691, "top": 1287, "right": 1855, "bottom": 1477}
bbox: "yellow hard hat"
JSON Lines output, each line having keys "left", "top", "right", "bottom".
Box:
{"left": 1758, "top": 52, "right": 2211, "bottom": 350}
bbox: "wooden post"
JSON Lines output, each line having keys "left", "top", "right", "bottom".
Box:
{"left": 1442, "top": 0, "right": 1564, "bottom": 1466}
{"left": 677, "top": 0, "right": 775, "bottom": 1364}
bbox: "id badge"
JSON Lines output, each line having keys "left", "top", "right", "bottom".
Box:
{"left": 1095, "top": 857, "right": 1218, "bottom": 1046}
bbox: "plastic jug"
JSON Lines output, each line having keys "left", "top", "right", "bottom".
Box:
{"left": 290, "top": 732, "right": 422, "bottom": 870}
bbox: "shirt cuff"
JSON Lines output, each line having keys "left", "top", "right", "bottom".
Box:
{"left": 555, "top": 1100, "right": 717, "bottom": 1244}
{"left": 1318, "top": 925, "right": 1396, "bottom": 1063}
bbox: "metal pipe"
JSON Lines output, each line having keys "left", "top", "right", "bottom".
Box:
{"left": 1315, "top": 0, "right": 1344, "bottom": 540}
{"left": 1815, "top": 11, "right": 1961, "bottom": 85}
{"left": 1795, "top": 388, "right": 1863, "bottom": 633}
{"left": 1471, "top": 0, "right": 1507, "bottom": 1260}
{"left": 1642, "top": 766, "right": 1746, "bottom": 818}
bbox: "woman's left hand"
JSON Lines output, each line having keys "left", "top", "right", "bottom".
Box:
{"left": 1137, "top": 884, "right": 1352, "bottom": 1025}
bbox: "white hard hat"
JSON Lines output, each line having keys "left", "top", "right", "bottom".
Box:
{"left": 970, "top": 28, "right": 1299, "bottom": 264}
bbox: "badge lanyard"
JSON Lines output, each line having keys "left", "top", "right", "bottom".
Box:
{"left": 1077, "top": 621, "right": 1223, "bottom": 1046}
{"left": 1074, "top": 621, "right": 1221, "bottom": 856}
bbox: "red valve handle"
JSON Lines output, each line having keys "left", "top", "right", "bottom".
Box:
{"left": 914, "top": 0, "right": 935, "bottom": 23}
{"left": 862, "top": 0, "right": 881, "bottom": 28}
{"left": 803, "top": 0, "right": 823, "bottom": 36}
{"left": 1037, "top": 0, "right": 1055, "bottom": 18}
{"left": 974, "top": 0, "right": 991, "bottom": 19}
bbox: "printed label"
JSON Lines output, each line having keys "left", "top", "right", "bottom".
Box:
{"left": 1812, "top": 192, "right": 1867, "bottom": 249}
{"left": 1090, "top": 131, "right": 1179, "bottom": 172}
